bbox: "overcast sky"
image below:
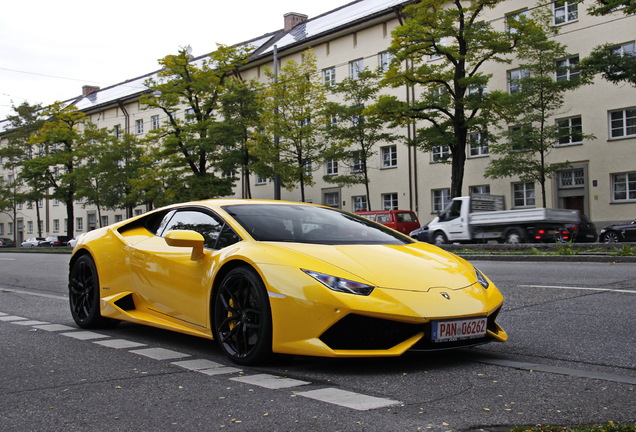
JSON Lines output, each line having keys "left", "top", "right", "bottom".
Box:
{"left": 0, "top": 0, "right": 348, "bottom": 120}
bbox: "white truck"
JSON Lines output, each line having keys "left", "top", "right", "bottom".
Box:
{"left": 413, "top": 194, "right": 579, "bottom": 244}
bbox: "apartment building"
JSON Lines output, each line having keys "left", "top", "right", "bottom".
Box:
{"left": 1, "top": 0, "right": 634, "bottom": 244}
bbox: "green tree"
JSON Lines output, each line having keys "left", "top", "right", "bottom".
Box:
{"left": 485, "top": 11, "right": 592, "bottom": 207}
{"left": 375, "top": 0, "right": 533, "bottom": 198}
{"left": 25, "top": 103, "right": 94, "bottom": 237}
{"left": 141, "top": 44, "right": 253, "bottom": 201}
{"left": 252, "top": 50, "right": 328, "bottom": 202}
{"left": 324, "top": 69, "right": 397, "bottom": 210}
{"left": 0, "top": 102, "right": 47, "bottom": 237}
{"left": 580, "top": 1, "right": 636, "bottom": 86}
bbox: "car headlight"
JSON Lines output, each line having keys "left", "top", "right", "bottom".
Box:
{"left": 302, "top": 269, "right": 374, "bottom": 296}
{"left": 474, "top": 266, "right": 489, "bottom": 289}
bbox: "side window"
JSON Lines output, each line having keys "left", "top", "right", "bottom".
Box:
{"left": 161, "top": 209, "right": 239, "bottom": 249}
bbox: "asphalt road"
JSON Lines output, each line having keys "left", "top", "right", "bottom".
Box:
{"left": 0, "top": 252, "right": 634, "bottom": 432}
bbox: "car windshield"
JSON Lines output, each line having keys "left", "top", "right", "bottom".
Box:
{"left": 223, "top": 204, "right": 414, "bottom": 245}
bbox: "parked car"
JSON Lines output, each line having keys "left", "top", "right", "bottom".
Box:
{"left": 0, "top": 237, "right": 16, "bottom": 248}
{"left": 599, "top": 219, "right": 636, "bottom": 243}
{"left": 21, "top": 237, "right": 46, "bottom": 248}
{"left": 562, "top": 214, "right": 597, "bottom": 243}
{"left": 67, "top": 237, "right": 78, "bottom": 248}
{"left": 354, "top": 210, "right": 420, "bottom": 234}
{"left": 39, "top": 235, "right": 72, "bottom": 247}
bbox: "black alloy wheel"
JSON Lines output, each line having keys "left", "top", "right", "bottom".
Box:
{"left": 214, "top": 267, "right": 272, "bottom": 365}
{"left": 69, "top": 254, "right": 118, "bottom": 328}
{"left": 601, "top": 231, "right": 620, "bottom": 243}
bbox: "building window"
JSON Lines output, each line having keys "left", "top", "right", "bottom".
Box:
{"left": 53, "top": 219, "right": 60, "bottom": 232}
{"left": 429, "top": 37, "right": 447, "bottom": 60}
{"left": 352, "top": 196, "right": 367, "bottom": 212}
{"left": 432, "top": 189, "right": 451, "bottom": 213}
{"left": 610, "top": 41, "right": 635, "bottom": 58}
{"left": 470, "top": 185, "right": 491, "bottom": 195}
{"left": 255, "top": 174, "right": 267, "bottom": 185}
{"left": 468, "top": 132, "right": 489, "bottom": 157}
{"left": 559, "top": 168, "right": 585, "bottom": 188}
{"left": 610, "top": 107, "right": 636, "bottom": 138}
{"left": 509, "top": 124, "right": 533, "bottom": 150}
{"left": 0, "top": 224, "right": 3, "bottom": 235}
{"left": 323, "top": 191, "right": 340, "bottom": 208}
{"left": 115, "top": 215, "right": 123, "bottom": 223}
{"left": 554, "top": 1, "right": 578, "bottom": 25}
{"left": 382, "top": 193, "right": 398, "bottom": 210}
{"left": 185, "top": 108, "right": 195, "bottom": 123}
{"left": 556, "top": 55, "right": 580, "bottom": 81}
{"left": 323, "top": 67, "right": 336, "bottom": 86}
{"left": 431, "top": 145, "right": 451, "bottom": 163}
{"left": 351, "top": 151, "right": 364, "bottom": 173}
{"left": 151, "top": 115, "right": 160, "bottom": 130}
{"left": 135, "top": 119, "right": 144, "bottom": 135}
{"left": 38, "top": 199, "right": 44, "bottom": 208}
{"left": 513, "top": 182, "right": 535, "bottom": 207}
{"left": 557, "top": 116, "right": 583, "bottom": 145}
{"left": 8, "top": 222, "right": 13, "bottom": 234}
{"left": 378, "top": 51, "right": 393, "bottom": 72}
{"left": 325, "top": 159, "right": 338, "bottom": 176}
{"left": 134, "top": 209, "right": 143, "bottom": 216}
{"left": 612, "top": 172, "right": 636, "bottom": 202}
{"left": 349, "top": 59, "right": 363, "bottom": 80}
{"left": 27, "top": 221, "right": 33, "bottom": 234}
{"left": 113, "top": 125, "right": 122, "bottom": 138}
{"left": 508, "top": 68, "right": 530, "bottom": 94}
{"left": 76, "top": 217, "right": 84, "bottom": 232}
{"left": 101, "top": 216, "right": 109, "bottom": 227}
{"left": 381, "top": 145, "right": 397, "bottom": 168}
{"left": 506, "top": 9, "right": 529, "bottom": 33}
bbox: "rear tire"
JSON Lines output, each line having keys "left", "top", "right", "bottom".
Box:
{"left": 69, "top": 254, "right": 119, "bottom": 328}
{"left": 504, "top": 230, "right": 523, "bottom": 244}
{"left": 600, "top": 231, "right": 620, "bottom": 243}
{"left": 432, "top": 231, "right": 448, "bottom": 245}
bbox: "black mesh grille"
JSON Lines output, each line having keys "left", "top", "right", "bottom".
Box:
{"left": 319, "top": 314, "right": 421, "bottom": 350}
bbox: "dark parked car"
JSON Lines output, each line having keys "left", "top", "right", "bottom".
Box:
{"left": 563, "top": 214, "right": 597, "bottom": 243}
{"left": 599, "top": 219, "right": 636, "bottom": 243}
{"left": 39, "top": 235, "right": 72, "bottom": 247}
{"left": 0, "top": 237, "right": 16, "bottom": 248}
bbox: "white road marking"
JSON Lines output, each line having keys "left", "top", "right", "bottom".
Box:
{"left": 172, "top": 359, "right": 227, "bottom": 371}
{"left": 33, "top": 324, "right": 75, "bottom": 331}
{"left": 297, "top": 388, "right": 402, "bottom": 411}
{"left": 0, "top": 287, "right": 67, "bottom": 300}
{"left": 11, "top": 320, "right": 49, "bottom": 326}
{"left": 61, "top": 331, "right": 110, "bottom": 340}
{"left": 0, "top": 315, "right": 27, "bottom": 321}
{"left": 519, "top": 284, "right": 635, "bottom": 294}
{"left": 231, "top": 373, "right": 310, "bottom": 389}
{"left": 129, "top": 347, "right": 190, "bottom": 360}
{"left": 94, "top": 339, "right": 146, "bottom": 349}
{"left": 197, "top": 366, "right": 242, "bottom": 376}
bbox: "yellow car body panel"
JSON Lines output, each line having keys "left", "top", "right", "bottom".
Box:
{"left": 70, "top": 199, "right": 507, "bottom": 361}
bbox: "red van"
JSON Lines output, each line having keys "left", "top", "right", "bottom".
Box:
{"left": 355, "top": 210, "right": 420, "bottom": 234}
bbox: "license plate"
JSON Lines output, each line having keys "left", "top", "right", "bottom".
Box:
{"left": 431, "top": 317, "right": 487, "bottom": 342}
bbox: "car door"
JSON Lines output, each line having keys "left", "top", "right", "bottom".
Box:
{"left": 625, "top": 220, "right": 636, "bottom": 241}
{"left": 129, "top": 207, "right": 239, "bottom": 329}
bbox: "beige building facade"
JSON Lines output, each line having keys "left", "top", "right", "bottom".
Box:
{"left": 1, "top": 0, "right": 635, "bottom": 244}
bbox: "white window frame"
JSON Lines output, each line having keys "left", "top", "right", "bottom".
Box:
{"left": 559, "top": 168, "right": 585, "bottom": 188}
{"left": 76, "top": 217, "right": 84, "bottom": 232}
{"left": 323, "top": 191, "right": 340, "bottom": 208}
{"left": 431, "top": 145, "right": 451, "bottom": 163}
{"left": 378, "top": 51, "right": 394, "bottom": 72}
{"left": 255, "top": 174, "right": 267, "bottom": 185}
{"left": 382, "top": 193, "right": 398, "bottom": 210}
{"left": 432, "top": 189, "right": 451, "bottom": 213}
{"left": 612, "top": 172, "right": 636, "bottom": 202}
{"left": 556, "top": 116, "right": 583, "bottom": 146}
{"left": 325, "top": 159, "right": 338, "bottom": 176}
{"left": 135, "top": 119, "right": 144, "bottom": 135}
{"left": 53, "top": 219, "right": 60, "bottom": 233}
{"left": 351, "top": 150, "right": 364, "bottom": 173}
{"left": 512, "top": 182, "right": 535, "bottom": 208}
{"left": 506, "top": 9, "right": 529, "bottom": 33}
{"left": 151, "top": 115, "right": 160, "bottom": 130}
{"left": 381, "top": 145, "right": 397, "bottom": 168}
{"left": 610, "top": 41, "right": 635, "bottom": 58}
{"left": 609, "top": 107, "right": 636, "bottom": 139}
{"left": 352, "top": 195, "right": 368, "bottom": 212}
{"left": 470, "top": 185, "right": 491, "bottom": 195}
{"left": 554, "top": 1, "right": 578, "bottom": 25}
{"left": 349, "top": 59, "right": 363, "bottom": 80}
{"left": 508, "top": 68, "right": 530, "bottom": 94}
{"left": 556, "top": 55, "right": 580, "bottom": 81}
{"left": 323, "top": 67, "right": 336, "bottom": 86}
{"left": 468, "top": 132, "right": 489, "bottom": 157}
{"left": 429, "top": 37, "right": 447, "bottom": 61}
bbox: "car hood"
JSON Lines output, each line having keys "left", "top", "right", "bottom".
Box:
{"left": 268, "top": 242, "right": 477, "bottom": 292}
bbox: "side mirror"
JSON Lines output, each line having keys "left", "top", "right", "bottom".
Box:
{"left": 165, "top": 230, "right": 205, "bottom": 260}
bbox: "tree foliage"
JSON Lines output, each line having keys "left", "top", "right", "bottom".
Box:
{"left": 324, "top": 69, "right": 397, "bottom": 210}
{"left": 141, "top": 44, "right": 254, "bottom": 202}
{"left": 485, "top": 10, "right": 592, "bottom": 207}
{"left": 375, "top": 0, "right": 525, "bottom": 198}
{"left": 251, "top": 50, "right": 328, "bottom": 202}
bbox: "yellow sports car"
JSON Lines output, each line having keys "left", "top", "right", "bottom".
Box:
{"left": 69, "top": 199, "right": 507, "bottom": 365}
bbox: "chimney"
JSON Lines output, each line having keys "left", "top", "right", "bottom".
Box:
{"left": 82, "top": 85, "right": 100, "bottom": 96}
{"left": 284, "top": 12, "right": 308, "bottom": 31}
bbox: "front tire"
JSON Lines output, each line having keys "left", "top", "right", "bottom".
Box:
{"left": 69, "top": 254, "right": 118, "bottom": 328}
{"left": 432, "top": 231, "right": 448, "bottom": 245}
{"left": 601, "top": 231, "right": 620, "bottom": 243}
{"left": 213, "top": 267, "right": 272, "bottom": 365}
